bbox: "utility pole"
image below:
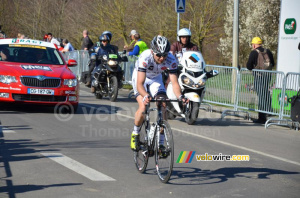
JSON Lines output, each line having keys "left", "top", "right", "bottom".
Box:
{"left": 232, "top": 0, "right": 239, "bottom": 107}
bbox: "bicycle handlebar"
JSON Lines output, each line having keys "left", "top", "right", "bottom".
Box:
{"left": 149, "top": 98, "right": 179, "bottom": 103}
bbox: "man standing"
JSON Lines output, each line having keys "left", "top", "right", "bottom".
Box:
{"left": 47, "top": 33, "right": 61, "bottom": 46}
{"left": 128, "top": 33, "right": 148, "bottom": 56}
{"left": 247, "top": 37, "right": 274, "bottom": 124}
{"left": 81, "top": 30, "right": 93, "bottom": 50}
{"left": 124, "top": 30, "right": 138, "bottom": 52}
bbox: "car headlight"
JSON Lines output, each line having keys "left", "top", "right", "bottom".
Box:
{"left": 64, "top": 79, "right": 77, "bottom": 87}
{"left": 0, "top": 75, "right": 17, "bottom": 84}
{"left": 181, "top": 75, "right": 194, "bottom": 87}
{"left": 108, "top": 60, "right": 118, "bottom": 66}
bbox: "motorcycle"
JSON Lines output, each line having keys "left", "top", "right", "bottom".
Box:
{"left": 166, "top": 51, "right": 218, "bottom": 125}
{"left": 91, "top": 51, "right": 128, "bottom": 102}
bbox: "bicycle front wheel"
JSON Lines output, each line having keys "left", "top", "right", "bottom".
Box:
{"left": 133, "top": 122, "right": 149, "bottom": 173}
{"left": 154, "top": 120, "right": 174, "bottom": 183}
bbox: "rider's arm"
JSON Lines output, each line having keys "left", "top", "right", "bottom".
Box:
{"left": 170, "top": 42, "right": 178, "bottom": 55}
{"left": 169, "top": 73, "right": 182, "bottom": 99}
{"left": 136, "top": 71, "right": 148, "bottom": 97}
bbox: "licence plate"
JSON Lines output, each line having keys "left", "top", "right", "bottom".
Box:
{"left": 28, "top": 88, "right": 54, "bottom": 95}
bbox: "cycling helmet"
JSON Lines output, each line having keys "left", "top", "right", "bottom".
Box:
{"left": 99, "top": 34, "right": 110, "bottom": 43}
{"left": 102, "top": 31, "right": 112, "bottom": 40}
{"left": 177, "top": 28, "right": 191, "bottom": 42}
{"left": 150, "top": 35, "right": 170, "bottom": 55}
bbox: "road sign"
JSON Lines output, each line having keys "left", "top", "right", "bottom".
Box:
{"left": 175, "top": 0, "right": 185, "bottom": 13}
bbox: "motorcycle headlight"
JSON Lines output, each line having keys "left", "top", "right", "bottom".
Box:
{"left": 0, "top": 75, "right": 17, "bottom": 84}
{"left": 108, "top": 60, "right": 118, "bottom": 66}
{"left": 64, "top": 79, "right": 77, "bottom": 87}
{"left": 181, "top": 75, "right": 194, "bottom": 87}
{"left": 198, "top": 79, "right": 206, "bottom": 86}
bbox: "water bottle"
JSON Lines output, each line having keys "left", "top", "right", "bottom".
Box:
{"left": 148, "top": 123, "right": 156, "bottom": 144}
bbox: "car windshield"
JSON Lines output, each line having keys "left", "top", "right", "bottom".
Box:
{"left": 0, "top": 44, "right": 64, "bottom": 65}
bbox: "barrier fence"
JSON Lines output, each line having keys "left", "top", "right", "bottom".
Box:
{"left": 63, "top": 50, "right": 299, "bottom": 130}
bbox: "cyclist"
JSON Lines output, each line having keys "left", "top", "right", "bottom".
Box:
{"left": 130, "top": 35, "right": 188, "bottom": 151}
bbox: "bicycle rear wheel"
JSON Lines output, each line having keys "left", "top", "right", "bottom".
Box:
{"left": 133, "top": 122, "right": 149, "bottom": 173}
{"left": 154, "top": 120, "right": 174, "bottom": 183}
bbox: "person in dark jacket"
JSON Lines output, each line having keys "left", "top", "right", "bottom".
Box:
{"left": 247, "top": 37, "right": 275, "bottom": 124}
{"left": 170, "top": 28, "right": 198, "bottom": 57}
{"left": 81, "top": 30, "right": 94, "bottom": 50}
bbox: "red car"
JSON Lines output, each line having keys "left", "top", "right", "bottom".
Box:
{"left": 0, "top": 38, "right": 79, "bottom": 112}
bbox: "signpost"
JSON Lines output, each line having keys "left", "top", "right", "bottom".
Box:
{"left": 175, "top": 0, "right": 186, "bottom": 32}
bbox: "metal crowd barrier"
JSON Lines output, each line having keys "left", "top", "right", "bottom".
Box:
{"left": 122, "top": 56, "right": 137, "bottom": 85}
{"left": 62, "top": 50, "right": 136, "bottom": 83}
{"left": 265, "top": 72, "right": 300, "bottom": 130}
{"left": 62, "top": 50, "right": 300, "bottom": 130}
{"left": 204, "top": 66, "right": 246, "bottom": 117}
{"left": 62, "top": 50, "right": 89, "bottom": 80}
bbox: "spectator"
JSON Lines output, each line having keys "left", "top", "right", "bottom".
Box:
{"left": 170, "top": 28, "right": 198, "bottom": 57}
{"left": 81, "top": 30, "right": 93, "bottom": 50}
{"left": 0, "top": 48, "right": 11, "bottom": 61}
{"left": 128, "top": 33, "right": 148, "bottom": 56}
{"left": 0, "top": 25, "right": 6, "bottom": 38}
{"left": 246, "top": 36, "right": 274, "bottom": 124}
{"left": 61, "top": 39, "right": 74, "bottom": 53}
{"left": 47, "top": 33, "right": 61, "bottom": 46}
{"left": 124, "top": 30, "right": 138, "bottom": 52}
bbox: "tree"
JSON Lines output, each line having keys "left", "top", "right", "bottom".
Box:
{"left": 182, "top": 0, "right": 225, "bottom": 52}
{"left": 218, "top": 0, "right": 280, "bottom": 67}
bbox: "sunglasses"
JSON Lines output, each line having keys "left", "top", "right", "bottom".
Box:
{"left": 155, "top": 53, "right": 168, "bottom": 58}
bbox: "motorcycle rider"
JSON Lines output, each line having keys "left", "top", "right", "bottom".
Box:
{"left": 130, "top": 35, "right": 188, "bottom": 151}
{"left": 165, "top": 28, "right": 199, "bottom": 87}
{"left": 170, "top": 28, "right": 198, "bottom": 57}
{"left": 90, "top": 33, "right": 118, "bottom": 93}
{"left": 86, "top": 31, "right": 118, "bottom": 86}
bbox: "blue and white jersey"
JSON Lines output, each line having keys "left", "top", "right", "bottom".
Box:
{"left": 135, "top": 49, "right": 178, "bottom": 79}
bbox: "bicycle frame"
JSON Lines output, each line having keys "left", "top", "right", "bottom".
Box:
{"left": 143, "top": 98, "right": 177, "bottom": 155}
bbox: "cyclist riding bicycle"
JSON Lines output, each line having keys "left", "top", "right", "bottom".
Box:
{"left": 131, "top": 35, "right": 188, "bottom": 151}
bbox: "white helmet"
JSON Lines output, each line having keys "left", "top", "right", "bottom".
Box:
{"left": 151, "top": 35, "right": 170, "bottom": 55}
{"left": 177, "top": 28, "right": 192, "bottom": 41}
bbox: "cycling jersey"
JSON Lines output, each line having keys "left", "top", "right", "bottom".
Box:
{"left": 135, "top": 49, "right": 178, "bottom": 79}
{"left": 132, "top": 49, "right": 178, "bottom": 97}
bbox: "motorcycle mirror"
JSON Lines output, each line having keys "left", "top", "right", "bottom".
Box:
{"left": 121, "top": 56, "right": 128, "bottom": 62}
{"left": 123, "top": 50, "right": 126, "bottom": 54}
{"left": 206, "top": 70, "right": 219, "bottom": 78}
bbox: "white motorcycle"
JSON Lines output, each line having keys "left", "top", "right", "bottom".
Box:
{"left": 166, "top": 51, "right": 218, "bottom": 125}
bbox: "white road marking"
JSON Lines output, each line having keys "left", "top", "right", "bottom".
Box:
{"left": 79, "top": 103, "right": 300, "bottom": 167}
{"left": 41, "top": 153, "right": 115, "bottom": 181}
{"left": 0, "top": 126, "right": 16, "bottom": 133}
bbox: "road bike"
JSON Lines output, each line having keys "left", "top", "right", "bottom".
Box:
{"left": 133, "top": 98, "right": 178, "bottom": 183}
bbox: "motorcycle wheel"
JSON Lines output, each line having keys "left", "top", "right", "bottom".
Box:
{"left": 167, "top": 103, "right": 177, "bottom": 120}
{"left": 185, "top": 102, "right": 199, "bottom": 125}
{"left": 109, "top": 76, "right": 118, "bottom": 102}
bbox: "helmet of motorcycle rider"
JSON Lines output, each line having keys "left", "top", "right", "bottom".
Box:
{"left": 150, "top": 35, "right": 170, "bottom": 56}
{"left": 102, "top": 31, "right": 112, "bottom": 41}
{"left": 177, "top": 28, "right": 191, "bottom": 43}
{"left": 99, "top": 34, "right": 110, "bottom": 45}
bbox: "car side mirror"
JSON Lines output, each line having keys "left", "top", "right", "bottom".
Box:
{"left": 67, "top": 59, "right": 77, "bottom": 67}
